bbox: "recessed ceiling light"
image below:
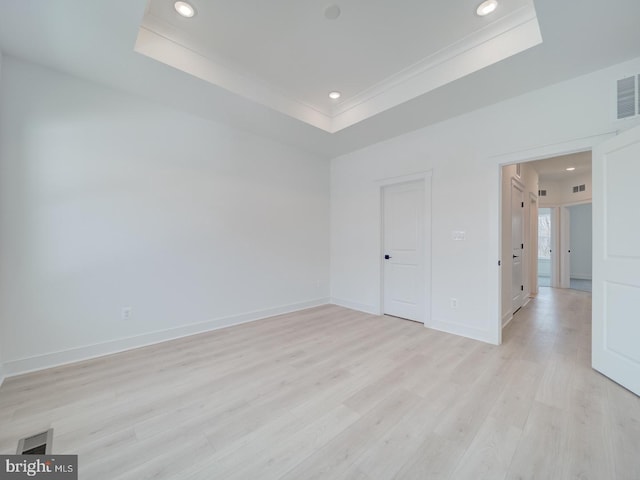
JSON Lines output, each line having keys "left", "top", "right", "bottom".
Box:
{"left": 476, "top": 0, "right": 498, "bottom": 16}
{"left": 324, "top": 5, "right": 341, "bottom": 20}
{"left": 174, "top": 1, "right": 196, "bottom": 18}
{"left": 328, "top": 91, "right": 341, "bottom": 100}
{"left": 566, "top": 167, "right": 576, "bottom": 171}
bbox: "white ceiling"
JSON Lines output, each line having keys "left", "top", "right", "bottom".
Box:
{"left": 530, "top": 151, "right": 592, "bottom": 182}
{"left": 136, "top": 0, "right": 541, "bottom": 132}
{"left": 0, "top": 0, "right": 639, "bottom": 157}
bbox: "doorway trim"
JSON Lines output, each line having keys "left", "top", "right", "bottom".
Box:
{"left": 560, "top": 200, "right": 593, "bottom": 288}
{"left": 550, "top": 206, "right": 561, "bottom": 287}
{"left": 528, "top": 192, "right": 539, "bottom": 297}
{"left": 490, "top": 132, "right": 614, "bottom": 345}
{"left": 376, "top": 171, "right": 433, "bottom": 327}
{"left": 560, "top": 205, "right": 572, "bottom": 288}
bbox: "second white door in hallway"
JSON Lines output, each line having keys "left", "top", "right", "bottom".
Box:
{"left": 511, "top": 179, "right": 525, "bottom": 311}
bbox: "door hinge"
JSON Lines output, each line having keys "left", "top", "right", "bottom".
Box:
{"left": 498, "top": 260, "right": 501, "bottom": 266}
{"left": 521, "top": 202, "right": 524, "bottom": 208}
{"left": 521, "top": 243, "right": 524, "bottom": 249}
{"left": 521, "top": 285, "right": 524, "bottom": 291}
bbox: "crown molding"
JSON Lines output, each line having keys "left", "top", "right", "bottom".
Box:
{"left": 135, "top": 3, "right": 541, "bottom": 133}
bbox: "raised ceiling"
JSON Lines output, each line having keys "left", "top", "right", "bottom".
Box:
{"left": 0, "top": 0, "right": 640, "bottom": 157}
{"left": 530, "top": 152, "right": 592, "bottom": 182}
{"left": 136, "top": 0, "right": 542, "bottom": 132}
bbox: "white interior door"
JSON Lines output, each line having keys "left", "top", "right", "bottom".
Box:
{"left": 511, "top": 180, "right": 525, "bottom": 311}
{"left": 592, "top": 126, "right": 640, "bottom": 396}
{"left": 383, "top": 181, "right": 425, "bottom": 322}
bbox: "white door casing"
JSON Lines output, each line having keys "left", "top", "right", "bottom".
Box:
{"left": 560, "top": 206, "right": 572, "bottom": 288}
{"left": 592, "top": 125, "right": 640, "bottom": 396}
{"left": 511, "top": 179, "right": 525, "bottom": 311}
{"left": 383, "top": 181, "right": 425, "bottom": 322}
{"left": 529, "top": 194, "right": 538, "bottom": 296}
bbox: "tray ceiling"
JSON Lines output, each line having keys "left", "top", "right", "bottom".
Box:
{"left": 136, "top": 0, "right": 542, "bottom": 132}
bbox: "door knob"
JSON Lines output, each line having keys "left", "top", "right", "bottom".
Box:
{"left": 385, "top": 254, "right": 392, "bottom": 259}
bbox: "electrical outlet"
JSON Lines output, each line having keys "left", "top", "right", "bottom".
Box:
{"left": 121, "top": 307, "right": 132, "bottom": 321}
{"left": 450, "top": 298, "right": 458, "bottom": 309}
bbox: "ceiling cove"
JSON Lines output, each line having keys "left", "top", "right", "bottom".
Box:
{"left": 135, "top": 0, "right": 542, "bottom": 133}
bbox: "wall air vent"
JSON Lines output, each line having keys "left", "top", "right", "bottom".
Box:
{"left": 538, "top": 189, "right": 547, "bottom": 197}
{"left": 617, "top": 75, "right": 638, "bottom": 119}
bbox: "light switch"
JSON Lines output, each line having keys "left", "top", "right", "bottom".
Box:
{"left": 452, "top": 230, "right": 466, "bottom": 241}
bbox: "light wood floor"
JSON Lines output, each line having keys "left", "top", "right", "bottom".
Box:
{"left": 1, "top": 288, "right": 639, "bottom": 479}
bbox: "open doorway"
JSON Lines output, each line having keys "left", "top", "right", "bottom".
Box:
{"left": 534, "top": 151, "right": 592, "bottom": 292}
{"left": 567, "top": 203, "right": 593, "bottom": 292}
{"left": 497, "top": 128, "right": 640, "bottom": 396}
{"left": 537, "top": 207, "right": 552, "bottom": 288}
{"left": 500, "top": 151, "right": 592, "bottom": 328}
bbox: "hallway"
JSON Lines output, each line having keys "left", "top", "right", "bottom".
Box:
{"left": 503, "top": 287, "right": 638, "bottom": 479}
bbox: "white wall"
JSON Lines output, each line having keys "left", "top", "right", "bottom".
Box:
{"left": 569, "top": 203, "right": 593, "bottom": 279}
{"left": 540, "top": 171, "right": 592, "bottom": 206}
{"left": 0, "top": 56, "right": 330, "bottom": 375}
{"left": 0, "top": 339, "right": 4, "bottom": 387}
{"left": 538, "top": 258, "right": 551, "bottom": 277}
{"left": 331, "top": 56, "right": 640, "bottom": 344}
{"left": 0, "top": 49, "right": 4, "bottom": 387}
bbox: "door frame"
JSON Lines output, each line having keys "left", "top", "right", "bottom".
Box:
{"left": 550, "top": 206, "right": 561, "bottom": 288}
{"left": 560, "top": 200, "right": 593, "bottom": 289}
{"left": 528, "top": 192, "right": 539, "bottom": 296}
{"left": 377, "top": 171, "right": 432, "bottom": 327}
{"left": 491, "top": 132, "right": 614, "bottom": 345}
{"left": 535, "top": 206, "right": 556, "bottom": 288}
{"left": 560, "top": 205, "right": 572, "bottom": 288}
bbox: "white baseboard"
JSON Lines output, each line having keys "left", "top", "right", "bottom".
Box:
{"left": 426, "top": 318, "right": 495, "bottom": 345}
{"left": 4, "top": 297, "right": 330, "bottom": 378}
{"left": 502, "top": 311, "right": 514, "bottom": 328}
{"left": 570, "top": 275, "right": 592, "bottom": 280}
{"left": 0, "top": 364, "right": 5, "bottom": 389}
{"left": 502, "top": 295, "right": 531, "bottom": 329}
{"left": 330, "top": 299, "right": 496, "bottom": 345}
{"left": 329, "top": 297, "right": 379, "bottom": 315}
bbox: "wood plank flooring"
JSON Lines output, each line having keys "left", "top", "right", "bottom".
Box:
{"left": 1, "top": 288, "right": 639, "bottom": 479}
